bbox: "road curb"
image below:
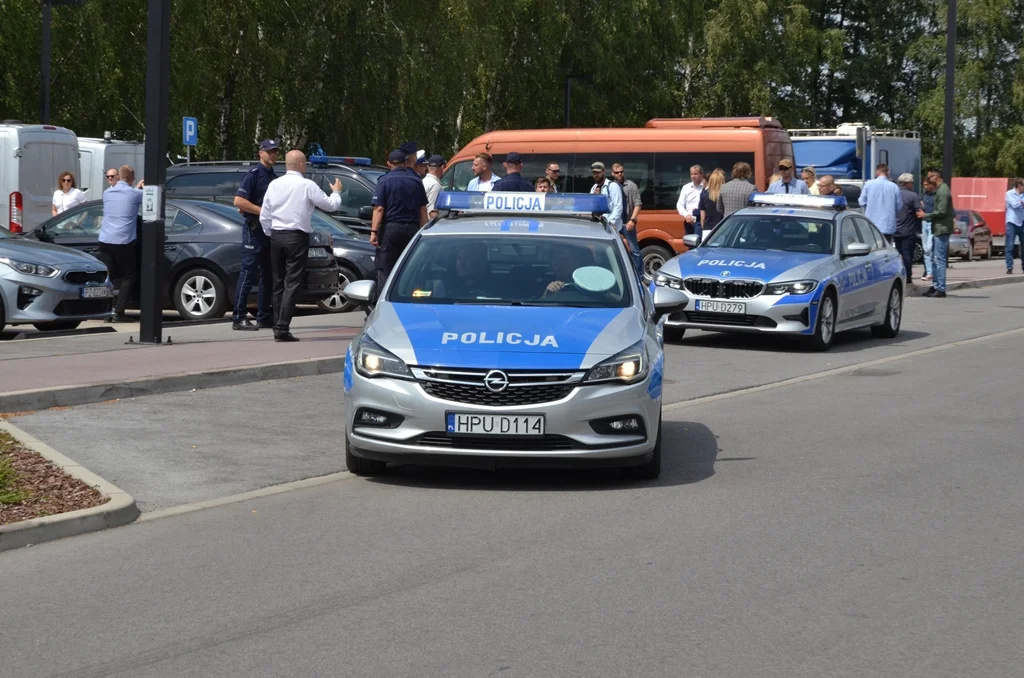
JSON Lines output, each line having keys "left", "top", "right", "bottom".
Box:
{"left": 906, "top": 274, "right": 1024, "bottom": 297}
{"left": 0, "top": 420, "right": 140, "bottom": 552}
{"left": 0, "top": 355, "right": 347, "bottom": 413}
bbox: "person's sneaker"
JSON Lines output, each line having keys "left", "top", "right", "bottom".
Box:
{"left": 274, "top": 332, "right": 299, "bottom": 343}
{"left": 257, "top": 321, "right": 275, "bottom": 329}
{"left": 934, "top": 290, "right": 946, "bottom": 298}
{"left": 232, "top": 320, "right": 258, "bottom": 331}
{"left": 921, "top": 274, "right": 933, "bottom": 281}
{"left": 1008, "top": 268, "right": 1014, "bottom": 274}
{"left": 922, "top": 287, "right": 937, "bottom": 297}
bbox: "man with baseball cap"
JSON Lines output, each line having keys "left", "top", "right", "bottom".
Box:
{"left": 231, "top": 138, "right": 280, "bottom": 331}
{"left": 491, "top": 152, "right": 533, "bottom": 192}
{"left": 767, "top": 159, "right": 809, "bottom": 194}
{"left": 423, "top": 154, "right": 445, "bottom": 218}
{"left": 590, "top": 161, "right": 624, "bottom": 228}
{"left": 370, "top": 148, "right": 429, "bottom": 303}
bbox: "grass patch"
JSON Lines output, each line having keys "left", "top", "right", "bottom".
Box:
{"left": 0, "top": 438, "right": 29, "bottom": 504}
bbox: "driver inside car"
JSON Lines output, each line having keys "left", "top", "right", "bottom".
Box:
{"left": 542, "top": 248, "right": 588, "bottom": 298}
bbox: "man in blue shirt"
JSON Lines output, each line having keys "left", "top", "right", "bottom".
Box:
{"left": 590, "top": 162, "right": 623, "bottom": 228}
{"left": 860, "top": 164, "right": 902, "bottom": 241}
{"left": 98, "top": 165, "right": 144, "bottom": 322}
{"left": 231, "top": 139, "right": 279, "bottom": 331}
{"left": 491, "top": 152, "right": 533, "bottom": 192}
{"left": 767, "top": 159, "right": 809, "bottom": 195}
{"left": 371, "top": 148, "right": 429, "bottom": 302}
{"left": 1004, "top": 179, "right": 1024, "bottom": 274}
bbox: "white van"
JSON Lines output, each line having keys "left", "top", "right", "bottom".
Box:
{"left": 77, "top": 135, "right": 146, "bottom": 199}
{"left": 0, "top": 122, "right": 81, "bottom": 233}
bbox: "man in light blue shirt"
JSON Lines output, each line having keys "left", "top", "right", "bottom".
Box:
{"left": 767, "top": 159, "right": 809, "bottom": 195}
{"left": 859, "top": 164, "right": 901, "bottom": 240}
{"left": 466, "top": 153, "right": 501, "bottom": 192}
{"left": 590, "top": 162, "right": 623, "bottom": 227}
{"left": 98, "top": 165, "right": 144, "bottom": 322}
{"left": 1004, "top": 179, "right": 1024, "bottom": 274}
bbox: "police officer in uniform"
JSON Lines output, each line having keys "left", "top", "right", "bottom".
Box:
{"left": 231, "top": 139, "right": 279, "bottom": 330}
{"left": 491, "top": 152, "right": 533, "bottom": 192}
{"left": 371, "top": 148, "right": 428, "bottom": 300}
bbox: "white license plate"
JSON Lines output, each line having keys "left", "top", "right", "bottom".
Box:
{"left": 80, "top": 286, "right": 111, "bottom": 299}
{"left": 308, "top": 247, "right": 330, "bottom": 259}
{"left": 446, "top": 413, "right": 545, "bottom": 436}
{"left": 695, "top": 300, "right": 746, "bottom": 314}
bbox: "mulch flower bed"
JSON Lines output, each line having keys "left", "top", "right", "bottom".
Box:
{"left": 0, "top": 431, "right": 107, "bottom": 526}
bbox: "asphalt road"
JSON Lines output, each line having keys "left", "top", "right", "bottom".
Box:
{"left": 1, "top": 285, "right": 1023, "bottom": 677}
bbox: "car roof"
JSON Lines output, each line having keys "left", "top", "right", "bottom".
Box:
{"left": 425, "top": 214, "right": 620, "bottom": 240}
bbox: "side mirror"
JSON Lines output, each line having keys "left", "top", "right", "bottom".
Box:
{"left": 682, "top": 234, "right": 700, "bottom": 249}
{"left": 357, "top": 206, "right": 373, "bottom": 221}
{"left": 652, "top": 285, "right": 688, "bottom": 323}
{"left": 843, "top": 242, "right": 872, "bottom": 258}
{"left": 342, "top": 279, "right": 375, "bottom": 305}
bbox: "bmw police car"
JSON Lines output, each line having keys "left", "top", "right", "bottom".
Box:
{"left": 657, "top": 194, "right": 906, "bottom": 350}
{"left": 340, "top": 192, "right": 688, "bottom": 479}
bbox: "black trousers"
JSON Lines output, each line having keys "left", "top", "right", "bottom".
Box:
{"left": 233, "top": 225, "right": 273, "bottom": 323}
{"left": 894, "top": 235, "right": 915, "bottom": 280}
{"left": 375, "top": 222, "right": 418, "bottom": 298}
{"left": 97, "top": 241, "right": 137, "bottom": 315}
{"left": 270, "top": 229, "right": 309, "bottom": 334}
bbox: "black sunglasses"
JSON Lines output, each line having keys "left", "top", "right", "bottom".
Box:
{"left": 106, "top": 174, "right": 118, "bottom": 179}
{"left": 61, "top": 178, "right": 73, "bottom": 182}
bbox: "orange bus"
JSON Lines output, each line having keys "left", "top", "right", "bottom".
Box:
{"left": 441, "top": 117, "right": 794, "bottom": 279}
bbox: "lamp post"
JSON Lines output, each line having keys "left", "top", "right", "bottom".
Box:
{"left": 564, "top": 74, "right": 591, "bottom": 128}
{"left": 942, "top": 0, "right": 957, "bottom": 181}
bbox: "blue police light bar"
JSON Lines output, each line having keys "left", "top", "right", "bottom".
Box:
{"left": 309, "top": 155, "right": 373, "bottom": 166}
{"left": 435, "top": 191, "right": 610, "bottom": 214}
{"left": 748, "top": 192, "right": 848, "bottom": 210}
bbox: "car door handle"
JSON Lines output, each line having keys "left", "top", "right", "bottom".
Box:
{"left": 164, "top": 245, "right": 178, "bottom": 252}
{"left": 83, "top": 246, "right": 99, "bottom": 253}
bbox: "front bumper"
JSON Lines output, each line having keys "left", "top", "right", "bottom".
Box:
{"left": 344, "top": 368, "right": 661, "bottom": 468}
{"left": 664, "top": 291, "right": 817, "bottom": 335}
{"left": 297, "top": 262, "right": 342, "bottom": 301}
{"left": 948, "top": 236, "right": 970, "bottom": 256}
{"left": 0, "top": 272, "right": 113, "bottom": 325}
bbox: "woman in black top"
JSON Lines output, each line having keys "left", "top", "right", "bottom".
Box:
{"left": 699, "top": 168, "right": 726, "bottom": 238}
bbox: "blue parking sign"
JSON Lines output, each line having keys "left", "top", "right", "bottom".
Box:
{"left": 182, "top": 117, "right": 198, "bottom": 146}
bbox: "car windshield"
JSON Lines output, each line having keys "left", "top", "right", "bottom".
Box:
{"left": 357, "top": 168, "right": 386, "bottom": 184}
{"left": 311, "top": 210, "right": 359, "bottom": 237}
{"left": 704, "top": 215, "right": 835, "bottom": 254}
{"left": 390, "top": 235, "right": 632, "bottom": 308}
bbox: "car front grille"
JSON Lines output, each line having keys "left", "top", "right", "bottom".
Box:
{"left": 412, "top": 432, "right": 576, "bottom": 451}
{"left": 64, "top": 270, "right": 107, "bottom": 284}
{"left": 683, "top": 311, "right": 777, "bottom": 328}
{"left": 413, "top": 367, "right": 581, "bottom": 407}
{"left": 53, "top": 299, "right": 113, "bottom": 317}
{"left": 684, "top": 277, "right": 764, "bottom": 299}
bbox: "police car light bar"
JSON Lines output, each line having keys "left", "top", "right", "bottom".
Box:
{"left": 435, "top": 191, "right": 610, "bottom": 215}
{"left": 309, "top": 155, "right": 373, "bottom": 166}
{"left": 748, "top": 192, "right": 847, "bottom": 210}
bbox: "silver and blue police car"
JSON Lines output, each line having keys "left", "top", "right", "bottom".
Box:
{"left": 657, "top": 194, "right": 906, "bottom": 350}
{"left": 340, "top": 192, "right": 688, "bottom": 479}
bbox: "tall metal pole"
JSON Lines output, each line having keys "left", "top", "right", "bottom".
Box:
{"left": 942, "top": 0, "right": 957, "bottom": 181}
{"left": 41, "top": 2, "right": 51, "bottom": 124}
{"left": 140, "top": 0, "right": 171, "bottom": 344}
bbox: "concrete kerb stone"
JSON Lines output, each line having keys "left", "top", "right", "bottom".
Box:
{"left": 0, "top": 420, "right": 140, "bottom": 552}
{"left": 0, "top": 355, "right": 348, "bottom": 413}
{"left": 906, "top": 274, "right": 1024, "bottom": 297}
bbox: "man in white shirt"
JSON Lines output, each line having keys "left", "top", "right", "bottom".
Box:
{"left": 260, "top": 150, "right": 343, "bottom": 342}
{"left": 467, "top": 153, "right": 501, "bottom": 191}
{"left": 423, "top": 155, "right": 445, "bottom": 218}
{"left": 676, "top": 164, "right": 705, "bottom": 239}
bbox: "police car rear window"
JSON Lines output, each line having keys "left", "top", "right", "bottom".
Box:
{"left": 705, "top": 216, "right": 835, "bottom": 254}
{"left": 389, "top": 235, "right": 631, "bottom": 308}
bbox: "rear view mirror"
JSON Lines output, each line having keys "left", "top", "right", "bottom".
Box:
{"left": 342, "top": 279, "right": 375, "bottom": 305}
{"left": 652, "top": 285, "right": 688, "bottom": 323}
{"left": 844, "top": 242, "right": 872, "bottom": 257}
{"left": 357, "top": 206, "right": 373, "bottom": 221}
{"left": 683, "top": 234, "right": 700, "bottom": 249}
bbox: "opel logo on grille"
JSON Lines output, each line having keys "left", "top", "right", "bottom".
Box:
{"left": 483, "top": 370, "right": 510, "bottom": 393}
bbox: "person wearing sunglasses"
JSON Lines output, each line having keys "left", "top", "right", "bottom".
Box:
{"left": 767, "top": 159, "right": 809, "bottom": 195}
{"left": 545, "top": 163, "right": 561, "bottom": 193}
{"left": 105, "top": 169, "right": 120, "bottom": 189}
{"left": 52, "top": 171, "right": 86, "bottom": 216}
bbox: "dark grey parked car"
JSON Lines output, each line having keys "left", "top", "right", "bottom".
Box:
{"left": 27, "top": 199, "right": 340, "bottom": 321}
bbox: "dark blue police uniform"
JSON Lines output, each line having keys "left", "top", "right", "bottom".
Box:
{"left": 491, "top": 171, "right": 533, "bottom": 192}
{"left": 233, "top": 163, "right": 277, "bottom": 324}
{"left": 372, "top": 160, "right": 427, "bottom": 296}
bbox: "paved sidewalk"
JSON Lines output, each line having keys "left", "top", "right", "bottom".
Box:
{"left": 0, "top": 312, "right": 365, "bottom": 412}
{"left": 905, "top": 258, "right": 1023, "bottom": 296}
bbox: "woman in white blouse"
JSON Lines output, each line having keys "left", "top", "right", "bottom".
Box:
{"left": 52, "top": 171, "right": 87, "bottom": 215}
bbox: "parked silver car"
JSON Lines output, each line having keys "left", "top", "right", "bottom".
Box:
{"left": 0, "top": 225, "right": 112, "bottom": 333}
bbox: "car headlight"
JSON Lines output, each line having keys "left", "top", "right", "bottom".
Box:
{"left": 354, "top": 335, "right": 414, "bottom": 380}
{"left": 766, "top": 279, "right": 818, "bottom": 295}
{"left": 654, "top": 272, "right": 683, "bottom": 290}
{"left": 584, "top": 340, "right": 647, "bottom": 385}
{"left": 0, "top": 256, "right": 59, "bottom": 278}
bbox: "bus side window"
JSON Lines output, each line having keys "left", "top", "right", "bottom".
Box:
{"left": 443, "top": 161, "right": 475, "bottom": 191}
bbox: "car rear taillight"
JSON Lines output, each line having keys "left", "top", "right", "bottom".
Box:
{"left": 9, "top": 191, "right": 23, "bottom": 233}
{"left": 953, "top": 225, "right": 962, "bottom": 235}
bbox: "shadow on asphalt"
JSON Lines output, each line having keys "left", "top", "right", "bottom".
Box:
{"left": 363, "top": 420, "right": 721, "bottom": 491}
{"left": 669, "top": 328, "right": 931, "bottom": 354}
